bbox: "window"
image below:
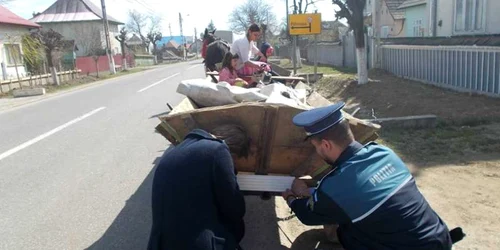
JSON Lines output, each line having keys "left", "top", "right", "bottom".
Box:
{"left": 454, "top": 0, "right": 485, "bottom": 33}
{"left": 413, "top": 19, "right": 424, "bottom": 37}
{"left": 4, "top": 44, "right": 23, "bottom": 66}
{"left": 381, "top": 26, "right": 390, "bottom": 38}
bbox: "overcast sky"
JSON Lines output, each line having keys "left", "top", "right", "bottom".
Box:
{"left": 5, "top": 0, "right": 342, "bottom": 39}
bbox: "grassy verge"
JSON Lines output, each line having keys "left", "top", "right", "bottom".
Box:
{"left": 279, "top": 58, "right": 356, "bottom": 76}
{"left": 376, "top": 123, "right": 500, "bottom": 165}
{"left": 0, "top": 68, "right": 148, "bottom": 98}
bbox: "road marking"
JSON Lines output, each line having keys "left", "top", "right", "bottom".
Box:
{"left": 137, "top": 73, "right": 180, "bottom": 93}
{"left": 0, "top": 107, "right": 106, "bottom": 162}
{"left": 187, "top": 64, "right": 201, "bottom": 70}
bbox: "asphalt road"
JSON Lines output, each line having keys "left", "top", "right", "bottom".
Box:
{"left": 0, "top": 60, "right": 206, "bottom": 250}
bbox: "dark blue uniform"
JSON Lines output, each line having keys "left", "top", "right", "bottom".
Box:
{"left": 291, "top": 102, "right": 453, "bottom": 250}
{"left": 291, "top": 141, "right": 453, "bottom": 250}
{"left": 147, "top": 129, "right": 245, "bottom": 250}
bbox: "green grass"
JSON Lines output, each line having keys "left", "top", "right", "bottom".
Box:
{"left": 279, "top": 58, "right": 356, "bottom": 76}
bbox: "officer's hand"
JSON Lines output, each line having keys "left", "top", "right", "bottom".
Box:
{"left": 281, "top": 189, "right": 295, "bottom": 200}
{"left": 292, "top": 179, "right": 311, "bottom": 197}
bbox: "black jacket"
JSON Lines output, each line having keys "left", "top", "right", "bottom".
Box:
{"left": 147, "top": 129, "right": 246, "bottom": 250}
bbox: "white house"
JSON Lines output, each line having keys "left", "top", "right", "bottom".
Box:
{"left": 433, "top": 0, "right": 500, "bottom": 36}
{"left": 30, "top": 0, "right": 124, "bottom": 57}
{"left": 0, "top": 5, "right": 41, "bottom": 80}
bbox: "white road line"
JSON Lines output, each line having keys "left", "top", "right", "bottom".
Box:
{"left": 137, "top": 73, "right": 180, "bottom": 93}
{"left": 187, "top": 64, "right": 201, "bottom": 70}
{"left": 0, "top": 107, "right": 106, "bottom": 162}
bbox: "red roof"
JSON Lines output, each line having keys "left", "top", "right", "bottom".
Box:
{"left": 0, "top": 6, "right": 41, "bottom": 28}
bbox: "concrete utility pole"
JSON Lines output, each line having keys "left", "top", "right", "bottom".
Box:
{"left": 194, "top": 27, "right": 198, "bottom": 58}
{"left": 372, "top": 0, "right": 382, "bottom": 68}
{"left": 179, "top": 13, "right": 186, "bottom": 60}
{"left": 100, "top": 0, "right": 116, "bottom": 74}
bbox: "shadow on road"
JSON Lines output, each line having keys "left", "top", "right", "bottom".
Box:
{"left": 85, "top": 144, "right": 340, "bottom": 250}
{"left": 85, "top": 146, "right": 173, "bottom": 250}
{"left": 240, "top": 197, "right": 289, "bottom": 249}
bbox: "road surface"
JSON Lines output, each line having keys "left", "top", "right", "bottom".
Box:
{"left": 0, "top": 60, "right": 332, "bottom": 250}
{"left": 0, "top": 61, "right": 205, "bottom": 250}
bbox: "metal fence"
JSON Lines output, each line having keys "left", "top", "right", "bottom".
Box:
{"left": 381, "top": 45, "right": 500, "bottom": 96}
{"left": 305, "top": 33, "right": 372, "bottom": 69}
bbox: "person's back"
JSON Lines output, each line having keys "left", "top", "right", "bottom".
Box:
{"left": 148, "top": 129, "right": 246, "bottom": 250}
{"left": 321, "top": 142, "right": 452, "bottom": 250}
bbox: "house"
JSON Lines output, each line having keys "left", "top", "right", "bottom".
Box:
{"left": 365, "top": 0, "right": 406, "bottom": 38}
{"left": 308, "top": 21, "right": 347, "bottom": 43}
{"left": 397, "top": 0, "right": 427, "bottom": 37}
{"left": 126, "top": 34, "right": 146, "bottom": 54}
{"left": 189, "top": 39, "right": 203, "bottom": 54}
{"left": 433, "top": 0, "right": 500, "bottom": 36}
{"left": 30, "top": 0, "right": 124, "bottom": 57}
{"left": 157, "top": 36, "right": 193, "bottom": 48}
{"left": 0, "top": 5, "right": 41, "bottom": 80}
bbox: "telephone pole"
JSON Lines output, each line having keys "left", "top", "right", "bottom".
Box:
{"left": 179, "top": 13, "right": 186, "bottom": 60}
{"left": 100, "top": 0, "right": 116, "bottom": 74}
{"left": 194, "top": 27, "right": 198, "bottom": 58}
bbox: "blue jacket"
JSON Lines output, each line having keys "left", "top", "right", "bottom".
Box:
{"left": 291, "top": 141, "right": 452, "bottom": 250}
{"left": 147, "top": 129, "right": 246, "bottom": 250}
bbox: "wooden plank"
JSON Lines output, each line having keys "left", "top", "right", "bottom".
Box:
{"left": 255, "top": 106, "right": 279, "bottom": 175}
{"left": 169, "top": 97, "right": 199, "bottom": 115}
{"left": 237, "top": 173, "right": 295, "bottom": 192}
{"left": 271, "top": 76, "right": 306, "bottom": 81}
{"left": 307, "top": 91, "right": 332, "bottom": 107}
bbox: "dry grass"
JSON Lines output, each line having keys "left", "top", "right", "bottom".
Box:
{"left": 0, "top": 68, "right": 148, "bottom": 98}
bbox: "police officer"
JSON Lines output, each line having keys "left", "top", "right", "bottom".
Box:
{"left": 282, "top": 102, "right": 454, "bottom": 250}
{"left": 148, "top": 125, "right": 249, "bottom": 250}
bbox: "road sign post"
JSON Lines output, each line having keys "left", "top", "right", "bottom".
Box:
{"left": 288, "top": 13, "right": 322, "bottom": 77}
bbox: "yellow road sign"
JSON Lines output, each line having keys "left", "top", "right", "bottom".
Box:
{"left": 289, "top": 13, "right": 322, "bottom": 35}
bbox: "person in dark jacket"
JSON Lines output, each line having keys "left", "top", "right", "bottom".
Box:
{"left": 148, "top": 125, "right": 250, "bottom": 250}
{"left": 282, "top": 102, "right": 456, "bottom": 250}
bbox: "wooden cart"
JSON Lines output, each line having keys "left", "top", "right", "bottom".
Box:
{"left": 155, "top": 96, "right": 381, "bottom": 194}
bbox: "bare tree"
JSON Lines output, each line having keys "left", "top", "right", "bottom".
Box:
{"left": 127, "top": 10, "right": 148, "bottom": 50}
{"left": 147, "top": 31, "right": 162, "bottom": 64}
{"left": 228, "top": 0, "right": 279, "bottom": 36}
{"left": 291, "top": 0, "right": 324, "bottom": 14}
{"left": 332, "top": 0, "right": 368, "bottom": 84}
{"left": 115, "top": 27, "right": 128, "bottom": 69}
{"left": 32, "top": 29, "right": 65, "bottom": 85}
{"left": 127, "top": 11, "right": 162, "bottom": 54}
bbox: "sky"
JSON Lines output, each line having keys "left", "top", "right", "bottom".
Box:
{"left": 4, "top": 0, "right": 341, "bottom": 40}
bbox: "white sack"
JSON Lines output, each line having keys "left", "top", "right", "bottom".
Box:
{"left": 217, "top": 82, "right": 268, "bottom": 103}
{"left": 177, "top": 79, "right": 268, "bottom": 107}
{"left": 177, "top": 79, "right": 237, "bottom": 107}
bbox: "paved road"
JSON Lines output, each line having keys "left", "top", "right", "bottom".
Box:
{"left": 0, "top": 60, "right": 333, "bottom": 250}
{"left": 0, "top": 60, "right": 206, "bottom": 250}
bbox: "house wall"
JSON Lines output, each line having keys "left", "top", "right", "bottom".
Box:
{"left": 0, "top": 24, "right": 31, "bottom": 80}
{"left": 214, "top": 30, "right": 233, "bottom": 44}
{"left": 404, "top": 4, "right": 428, "bottom": 37}
{"left": 38, "top": 21, "right": 121, "bottom": 57}
{"left": 436, "top": 0, "right": 500, "bottom": 36}
{"left": 378, "top": 1, "right": 405, "bottom": 38}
